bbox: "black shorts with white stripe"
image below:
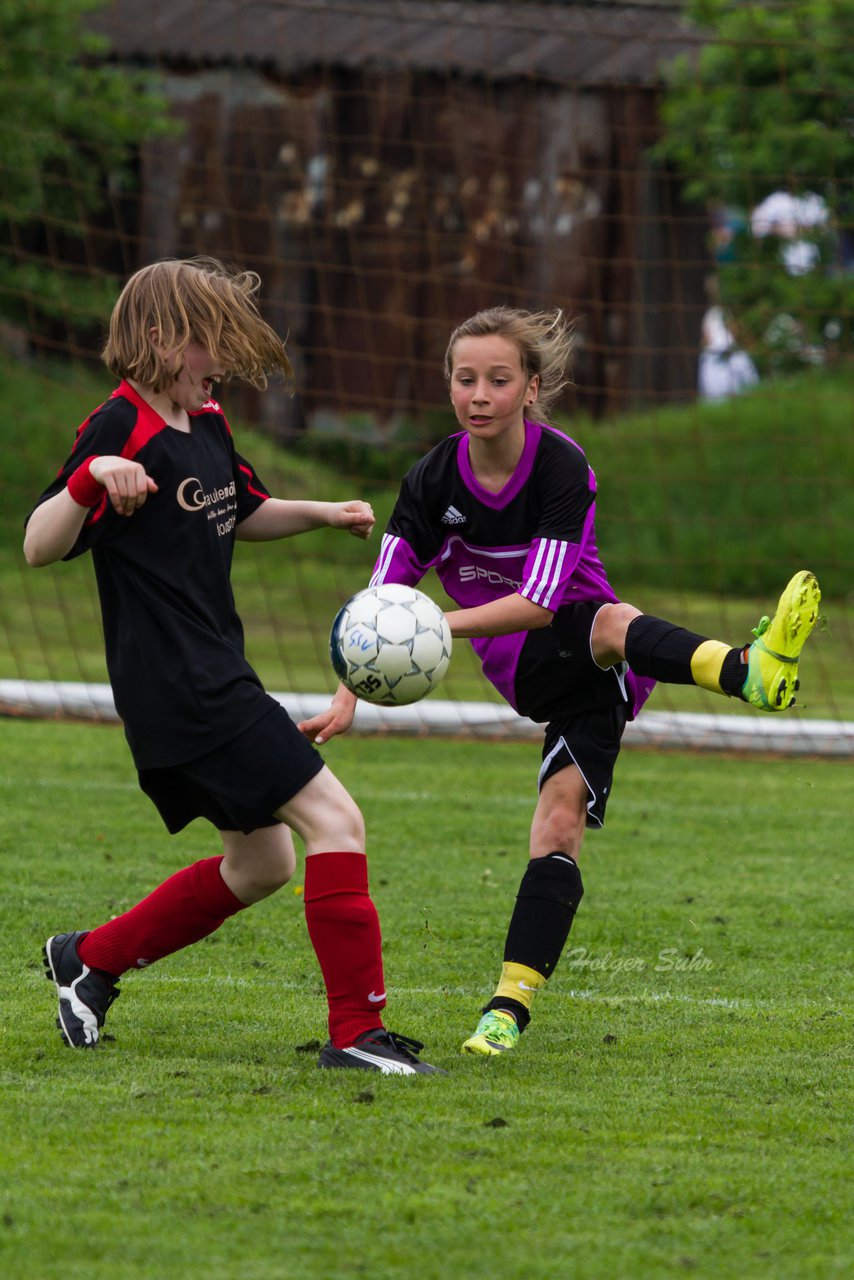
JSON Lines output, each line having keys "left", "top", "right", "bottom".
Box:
{"left": 538, "top": 703, "right": 628, "bottom": 829}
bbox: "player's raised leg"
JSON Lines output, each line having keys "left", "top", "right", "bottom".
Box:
{"left": 603, "top": 571, "right": 821, "bottom": 711}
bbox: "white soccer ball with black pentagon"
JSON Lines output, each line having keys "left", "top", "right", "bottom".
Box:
{"left": 330, "top": 583, "right": 452, "bottom": 706}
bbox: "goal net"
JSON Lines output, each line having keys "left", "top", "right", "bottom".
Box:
{"left": 2, "top": 0, "right": 851, "bottom": 754}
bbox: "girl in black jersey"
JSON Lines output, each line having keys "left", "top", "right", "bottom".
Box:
{"left": 301, "top": 305, "right": 820, "bottom": 1057}
{"left": 26, "top": 258, "right": 441, "bottom": 1074}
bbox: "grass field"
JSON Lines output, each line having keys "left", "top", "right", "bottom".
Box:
{"left": 1, "top": 718, "right": 851, "bottom": 1280}
{"left": 2, "top": 350, "right": 851, "bottom": 1276}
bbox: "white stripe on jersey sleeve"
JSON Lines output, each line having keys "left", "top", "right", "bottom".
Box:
{"left": 523, "top": 538, "right": 570, "bottom": 607}
{"left": 536, "top": 541, "right": 559, "bottom": 602}
{"left": 540, "top": 540, "right": 569, "bottom": 608}
{"left": 370, "top": 533, "right": 399, "bottom": 586}
{"left": 523, "top": 539, "right": 548, "bottom": 598}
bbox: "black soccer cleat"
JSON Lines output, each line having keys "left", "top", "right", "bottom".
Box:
{"left": 43, "top": 932, "right": 120, "bottom": 1048}
{"left": 318, "top": 1028, "right": 446, "bottom": 1075}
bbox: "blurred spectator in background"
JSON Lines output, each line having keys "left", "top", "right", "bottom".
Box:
{"left": 750, "top": 190, "right": 829, "bottom": 277}
{"left": 709, "top": 203, "right": 746, "bottom": 265}
{"left": 698, "top": 277, "right": 759, "bottom": 402}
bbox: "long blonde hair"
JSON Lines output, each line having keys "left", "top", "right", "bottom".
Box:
{"left": 102, "top": 257, "right": 293, "bottom": 393}
{"left": 444, "top": 306, "right": 574, "bottom": 420}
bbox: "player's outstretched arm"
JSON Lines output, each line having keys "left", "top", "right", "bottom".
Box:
{"left": 298, "top": 685, "right": 358, "bottom": 745}
{"left": 24, "top": 456, "right": 157, "bottom": 566}
{"left": 237, "top": 499, "right": 375, "bottom": 542}
{"left": 446, "top": 592, "right": 553, "bottom": 638}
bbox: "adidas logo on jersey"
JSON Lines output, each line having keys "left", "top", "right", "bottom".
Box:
{"left": 441, "top": 505, "right": 467, "bottom": 525}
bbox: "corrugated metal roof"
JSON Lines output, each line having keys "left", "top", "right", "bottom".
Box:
{"left": 91, "top": 0, "right": 700, "bottom": 87}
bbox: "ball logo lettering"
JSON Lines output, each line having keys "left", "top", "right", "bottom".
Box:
{"left": 329, "top": 583, "right": 452, "bottom": 706}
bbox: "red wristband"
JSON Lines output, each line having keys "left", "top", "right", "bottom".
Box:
{"left": 67, "top": 456, "right": 105, "bottom": 508}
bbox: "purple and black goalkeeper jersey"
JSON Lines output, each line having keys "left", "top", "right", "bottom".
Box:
{"left": 371, "top": 419, "right": 655, "bottom": 722}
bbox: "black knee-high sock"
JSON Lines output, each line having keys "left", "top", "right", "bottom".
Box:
{"left": 486, "top": 853, "right": 584, "bottom": 1031}
{"left": 625, "top": 616, "right": 745, "bottom": 696}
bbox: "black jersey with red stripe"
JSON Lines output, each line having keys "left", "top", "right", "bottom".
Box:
{"left": 29, "top": 382, "right": 277, "bottom": 768}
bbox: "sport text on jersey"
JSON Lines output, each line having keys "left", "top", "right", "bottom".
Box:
{"left": 459, "top": 564, "right": 522, "bottom": 591}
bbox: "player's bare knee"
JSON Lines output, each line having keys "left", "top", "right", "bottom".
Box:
{"left": 220, "top": 827, "right": 297, "bottom": 901}
{"left": 275, "top": 765, "right": 366, "bottom": 853}
{"left": 593, "top": 601, "right": 642, "bottom": 666}
{"left": 531, "top": 805, "right": 585, "bottom": 859}
{"left": 241, "top": 862, "right": 294, "bottom": 901}
{"left": 279, "top": 789, "right": 365, "bottom": 853}
{"left": 333, "top": 794, "right": 366, "bottom": 851}
{"left": 314, "top": 787, "right": 365, "bottom": 850}
{"left": 261, "top": 848, "right": 297, "bottom": 892}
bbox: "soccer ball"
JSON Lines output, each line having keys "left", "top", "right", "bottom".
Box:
{"left": 330, "top": 583, "right": 452, "bottom": 706}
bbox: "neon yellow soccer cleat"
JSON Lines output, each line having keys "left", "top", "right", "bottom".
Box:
{"left": 462, "top": 1009, "right": 520, "bottom": 1056}
{"left": 741, "top": 571, "right": 821, "bottom": 711}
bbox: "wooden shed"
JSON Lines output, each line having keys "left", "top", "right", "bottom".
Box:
{"left": 90, "top": 0, "right": 707, "bottom": 435}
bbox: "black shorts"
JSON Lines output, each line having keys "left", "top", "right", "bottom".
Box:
{"left": 138, "top": 704, "right": 325, "bottom": 835}
{"left": 514, "top": 599, "right": 632, "bottom": 724}
{"left": 539, "top": 703, "right": 628, "bottom": 830}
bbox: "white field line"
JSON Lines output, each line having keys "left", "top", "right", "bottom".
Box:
{"left": 135, "top": 973, "right": 848, "bottom": 1014}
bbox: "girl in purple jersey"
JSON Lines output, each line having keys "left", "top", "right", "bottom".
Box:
{"left": 301, "top": 305, "right": 821, "bottom": 1057}
{"left": 26, "top": 258, "right": 441, "bottom": 1074}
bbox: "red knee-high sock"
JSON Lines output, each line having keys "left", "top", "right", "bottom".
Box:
{"left": 77, "top": 856, "right": 246, "bottom": 977}
{"left": 303, "top": 851, "right": 386, "bottom": 1048}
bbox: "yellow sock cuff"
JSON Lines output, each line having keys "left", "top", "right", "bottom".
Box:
{"left": 494, "top": 962, "right": 547, "bottom": 1012}
{"left": 690, "top": 639, "right": 730, "bottom": 694}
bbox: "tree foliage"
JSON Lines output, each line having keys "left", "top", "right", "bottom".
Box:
{"left": 655, "top": 0, "right": 853, "bottom": 371}
{"left": 0, "top": 0, "right": 173, "bottom": 334}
